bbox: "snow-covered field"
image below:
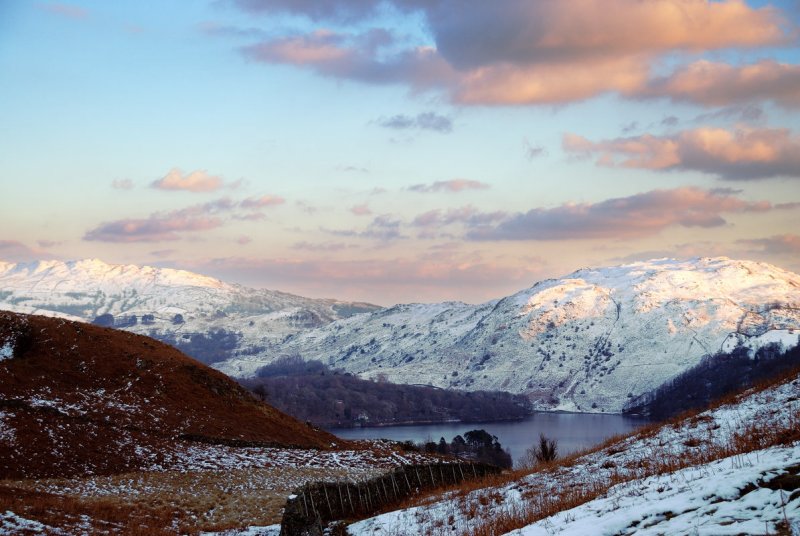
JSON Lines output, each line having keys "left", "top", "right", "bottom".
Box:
{"left": 347, "top": 372, "right": 800, "bottom": 535}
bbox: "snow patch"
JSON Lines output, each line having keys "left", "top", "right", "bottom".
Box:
{"left": 1, "top": 510, "right": 57, "bottom": 534}
{"left": 200, "top": 525, "right": 280, "bottom": 536}
{"left": 0, "top": 342, "right": 12, "bottom": 361}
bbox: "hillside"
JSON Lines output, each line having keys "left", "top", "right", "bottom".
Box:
{"left": 0, "top": 311, "right": 336, "bottom": 479}
{"left": 348, "top": 366, "right": 800, "bottom": 535}
{"left": 219, "top": 257, "right": 800, "bottom": 413}
{"left": 0, "top": 259, "right": 378, "bottom": 364}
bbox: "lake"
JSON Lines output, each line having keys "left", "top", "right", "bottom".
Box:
{"left": 328, "top": 412, "right": 651, "bottom": 465}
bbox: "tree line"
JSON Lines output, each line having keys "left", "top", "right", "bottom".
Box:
{"left": 241, "top": 355, "right": 531, "bottom": 428}
{"left": 624, "top": 341, "right": 800, "bottom": 419}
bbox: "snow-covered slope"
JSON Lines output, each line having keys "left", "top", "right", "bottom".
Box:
{"left": 348, "top": 371, "right": 800, "bottom": 535}
{"left": 0, "top": 259, "right": 378, "bottom": 349}
{"left": 219, "top": 257, "right": 800, "bottom": 412}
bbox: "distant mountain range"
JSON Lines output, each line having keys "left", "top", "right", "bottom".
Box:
{"left": 2, "top": 256, "right": 799, "bottom": 414}
{"left": 0, "top": 258, "right": 378, "bottom": 356}
{"left": 218, "top": 257, "right": 800, "bottom": 413}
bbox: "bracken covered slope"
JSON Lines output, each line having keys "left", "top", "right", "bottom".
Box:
{"left": 0, "top": 311, "right": 335, "bottom": 479}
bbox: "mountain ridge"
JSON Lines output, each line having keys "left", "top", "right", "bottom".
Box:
{"left": 218, "top": 256, "right": 800, "bottom": 413}
{"left": 0, "top": 258, "right": 379, "bottom": 361}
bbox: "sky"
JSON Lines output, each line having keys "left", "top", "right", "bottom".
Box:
{"left": 1, "top": 0, "right": 799, "bottom": 305}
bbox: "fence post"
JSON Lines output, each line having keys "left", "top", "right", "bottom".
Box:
{"left": 323, "top": 485, "right": 333, "bottom": 516}
{"left": 301, "top": 491, "right": 309, "bottom": 517}
{"left": 403, "top": 467, "right": 412, "bottom": 491}
{"left": 346, "top": 484, "right": 354, "bottom": 513}
{"left": 309, "top": 489, "right": 317, "bottom": 519}
{"left": 381, "top": 477, "right": 389, "bottom": 502}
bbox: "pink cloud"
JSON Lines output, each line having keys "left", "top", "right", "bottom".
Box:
{"left": 151, "top": 168, "right": 224, "bottom": 193}
{"left": 241, "top": 29, "right": 456, "bottom": 90}
{"left": 350, "top": 204, "right": 372, "bottom": 216}
{"left": 83, "top": 216, "right": 221, "bottom": 243}
{"left": 423, "top": 0, "right": 788, "bottom": 68}
{"left": 455, "top": 55, "right": 651, "bottom": 105}
{"left": 467, "top": 187, "right": 779, "bottom": 241}
{"left": 236, "top": 236, "right": 253, "bottom": 245}
{"left": 408, "top": 179, "right": 490, "bottom": 193}
{"left": 83, "top": 200, "right": 234, "bottom": 242}
{"left": 240, "top": 195, "right": 286, "bottom": 209}
{"left": 737, "top": 234, "right": 800, "bottom": 255}
{"left": 0, "top": 240, "right": 55, "bottom": 262}
{"left": 234, "top": 1, "right": 794, "bottom": 106}
{"left": 643, "top": 60, "right": 800, "bottom": 108}
{"left": 564, "top": 126, "right": 800, "bottom": 180}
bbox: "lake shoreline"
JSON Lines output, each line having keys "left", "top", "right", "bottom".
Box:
{"left": 323, "top": 409, "right": 646, "bottom": 431}
{"left": 328, "top": 412, "right": 653, "bottom": 464}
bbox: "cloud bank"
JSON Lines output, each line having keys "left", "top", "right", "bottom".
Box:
{"left": 233, "top": 0, "right": 796, "bottom": 107}
{"left": 564, "top": 126, "right": 800, "bottom": 180}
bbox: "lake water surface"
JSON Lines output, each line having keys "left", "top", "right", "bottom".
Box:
{"left": 329, "top": 413, "right": 651, "bottom": 465}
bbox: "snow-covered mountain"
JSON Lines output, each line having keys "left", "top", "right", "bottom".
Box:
{"left": 217, "top": 257, "right": 800, "bottom": 413}
{"left": 0, "top": 259, "right": 378, "bottom": 350}
{"left": 3, "top": 257, "right": 799, "bottom": 414}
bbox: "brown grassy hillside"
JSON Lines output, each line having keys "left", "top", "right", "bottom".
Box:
{"left": 0, "top": 311, "right": 336, "bottom": 479}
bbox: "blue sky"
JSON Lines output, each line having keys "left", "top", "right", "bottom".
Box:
{"left": 1, "top": 1, "right": 799, "bottom": 304}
